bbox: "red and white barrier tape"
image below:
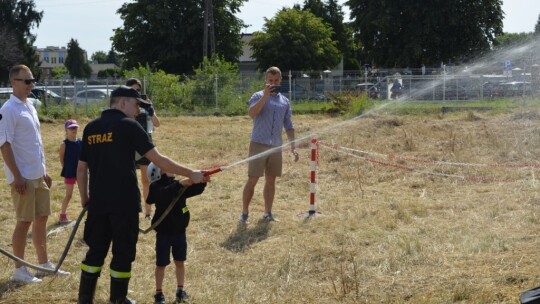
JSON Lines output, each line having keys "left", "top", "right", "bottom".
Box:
{"left": 319, "top": 142, "right": 523, "bottom": 183}
{"left": 319, "top": 141, "right": 540, "bottom": 170}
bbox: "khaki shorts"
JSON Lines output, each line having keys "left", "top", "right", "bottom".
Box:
{"left": 247, "top": 142, "right": 282, "bottom": 177}
{"left": 11, "top": 178, "right": 51, "bottom": 222}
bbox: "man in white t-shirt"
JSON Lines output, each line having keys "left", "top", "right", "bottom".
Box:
{"left": 0, "top": 64, "right": 69, "bottom": 284}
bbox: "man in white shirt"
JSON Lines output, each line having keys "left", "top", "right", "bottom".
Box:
{"left": 0, "top": 64, "right": 69, "bottom": 283}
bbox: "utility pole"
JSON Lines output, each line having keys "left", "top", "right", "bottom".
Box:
{"left": 209, "top": 0, "right": 215, "bottom": 57}
{"left": 203, "top": 0, "right": 215, "bottom": 59}
{"left": 203, "top": 0, "right": 208, "bottom": 58}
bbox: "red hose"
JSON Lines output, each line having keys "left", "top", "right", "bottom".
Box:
{"left": 203, "top": 168, "right": 222, "bottom": 176}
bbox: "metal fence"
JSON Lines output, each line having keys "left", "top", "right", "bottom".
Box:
{"left": 30, "top": 69, "right": 538, "bottom": 110}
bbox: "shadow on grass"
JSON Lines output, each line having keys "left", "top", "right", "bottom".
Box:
{"left": 221, "top": 220, "right": 271, "bottom": 253}
{"left": 0, "top": 279, "right": 32, "bottom": 298}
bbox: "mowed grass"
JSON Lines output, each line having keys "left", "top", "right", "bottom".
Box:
{"left": 0, "top": 105, "right": 539, "bottom": 303}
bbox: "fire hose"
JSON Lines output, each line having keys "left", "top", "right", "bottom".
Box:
{"left": 0, "top": 167, "right": 225, "bottom": 275}
{"left": 0, "top": 206, "right": 88, "bottom": 275}
{"left": 139, "top": 167, "right": 223, "bottom": 233}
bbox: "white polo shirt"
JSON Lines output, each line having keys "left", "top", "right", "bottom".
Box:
{"left": 0, "top": 94, "right": 46, "bottom": 184}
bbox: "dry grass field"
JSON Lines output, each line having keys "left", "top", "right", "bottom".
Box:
{"left": 0, "top": 105, "right": 540, "bottom": 303}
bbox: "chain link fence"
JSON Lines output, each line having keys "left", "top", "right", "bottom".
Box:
{"left": 28, "top": 68, "right": 539, "bottom": 115}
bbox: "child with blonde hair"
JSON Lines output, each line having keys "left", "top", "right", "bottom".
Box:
{"left": 58, "top": 119, "right": 81, "bottom": 223}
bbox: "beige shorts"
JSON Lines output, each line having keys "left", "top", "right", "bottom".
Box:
{"left": 11, "top": 178, "right": 51, "bottom": 222}
{"left": 247, "top": 142, "right": 282, "bottom": 177}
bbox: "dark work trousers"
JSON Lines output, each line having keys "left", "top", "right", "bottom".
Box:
{"left": 82, "top": 210, "right": 139, "bottom": 273}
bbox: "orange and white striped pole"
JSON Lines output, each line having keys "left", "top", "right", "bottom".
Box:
{"left": 309, "top": 137, "right": 318, "bottom": 215}
{"left": 300, "top": 137, "right": 321, "bottom": 217}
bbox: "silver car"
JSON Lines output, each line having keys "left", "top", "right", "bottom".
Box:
{"left": 72, "top": 89, "right": 111, "bottom": 105}
{"left": 0, "top": 88, "right": 42, "bottom": 108}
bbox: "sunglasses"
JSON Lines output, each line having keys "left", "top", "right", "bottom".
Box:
{"left": 14, "top": 78, "right": 37, "bottom": 85}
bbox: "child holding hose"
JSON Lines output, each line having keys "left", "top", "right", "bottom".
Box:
{"left": 146, "top": 162, "right": 208, "bottom": 304}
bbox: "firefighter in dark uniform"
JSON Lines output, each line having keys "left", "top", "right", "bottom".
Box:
{"left": 76, "top": 86, "right": 206, "bottom": 304}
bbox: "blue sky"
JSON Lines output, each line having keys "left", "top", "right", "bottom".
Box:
{"left": 32, "top": 0, "right": 540, "bottom": 56}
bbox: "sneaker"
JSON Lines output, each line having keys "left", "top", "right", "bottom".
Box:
{"left": 176, "top": 289, "right": 189, "bottom": 303}
{"left": 35, "top": 261, "right": 71, "bottom": 277}
{"left": 262, "top": 212, "right": 279, "bottom": 222}
{"left": 239, "top": 212, "right": 249, "bottom": 224}
{"left": 12, "top": 266, "right": 42, "bottom": 283}
{"left": 154, "top": 292, "right": 166, "bottom": 304}
{"left": 59, "top": 213, "right": 70, "bottom": 223}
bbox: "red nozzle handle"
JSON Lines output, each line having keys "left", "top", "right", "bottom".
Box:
{"left": 203, "top": 168, "right": 222, "bottom": 176}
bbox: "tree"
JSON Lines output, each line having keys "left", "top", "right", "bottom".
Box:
{"left": 192, "top": 56, "right": 239, "bottom": 108}
{"left": 112, "top": 0, "right": 246, "bottom": 75}
{"left": 107, "top": 48, "right": 121, "bottom": 66}
{"left": 51, "top": 66, "right": 68, "bottom": 79}
{"left": 534, "top": 15, "right": 540, "bottom": 35}
{"left": 493, "top": 32, "right": 532, "bottom": 49}
{"left": 249, "top": 8, "right": 340, "bottom": 72}
{"left": 299, "top": 0, "right": 361, "bottom": 70}
{"left": 97, "top": 68, "right": 121, "bottom": 79}
{"left": 91, "top": 51, "right": 108, "bottom": 64}
{"left": 346, "top": 0, "right": 503, "bottom": 68}
{"left": 90, "top": 49, "right": 121, "bottom": 65}
{"left": 0, "top": 0, "right": 43, "bottom": 83}
{"left": 64, "top": 38, "right": 92, "bottom": 78}
{"left": 0, "top": 27, "right": 24, "bottom": 85}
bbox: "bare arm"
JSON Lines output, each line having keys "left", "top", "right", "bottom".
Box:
{"left": 0, "top": 142, "right": 26, "bottom": 194}
{"left": 248, "top": 84, "right": 272, "bottom": 118}
{"left": 144, "top": 148, "right": 205, "bottom": 183}
{"left": 77, "top": 160, "right": 89, "bottom": 207}
{"left": 150, "top": 112, "right": 160, "bottom": 127}
{"left": 285, "top": 129, "right": 299, "bottom": 162}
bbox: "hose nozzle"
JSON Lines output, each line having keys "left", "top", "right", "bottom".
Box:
{"left": 203, "top": 167, "right": 222, "bottom": 177}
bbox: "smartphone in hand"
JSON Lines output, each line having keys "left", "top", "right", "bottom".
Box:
{"left": 270, "top": 85, "right": 281, "bottom": 93}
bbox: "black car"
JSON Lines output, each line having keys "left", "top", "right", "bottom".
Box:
{"left": 278, "top": 83, "right": 329, "bottom": 101}
{"left": 482, "top": 81, "right": 532, "bottom": 99}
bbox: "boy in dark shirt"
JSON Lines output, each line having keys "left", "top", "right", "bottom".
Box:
{"left": 146, "top": 162, "right": 207, "bottom": 304}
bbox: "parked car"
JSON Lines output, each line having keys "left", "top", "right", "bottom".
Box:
{"left": 414, "top": 83, "right": 474, "bottom": 101}
{"left": 0, "top": 88, "right": 42, "bottom": 108}
{"left": 32, "top": 88, "right": 63, "bottom": 104}
{"left": 498, "top": 81, "right": 532, "bottom": 97}
{"left": 72, "top": 89, "right": 112, "bottom": 105}
{"left": 278, "top": 83, "right": 329, "bottom": 101}
{"left": 355, "top": 83, "right": 379, "bottom": 98}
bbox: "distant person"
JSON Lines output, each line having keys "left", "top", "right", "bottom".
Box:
{"left": 126, "top": 78, "right": 161, "bottom": 220}
{"left": 58, "top": 119, "right": 82, "bottom": 223}
{"left": 76, "top": 85, "right": 206, "bottom": 304}
{"left": 240, "top": 66, "right": 299, "bottom": 224}
{"left": 146, "top": 163, "right": 208, "bottom": 304}
{"left": 0, "top": 64, "right": 70, "bottom": 284}
{"left": 390, "top": 79, "right": 403, "bottom": 99}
